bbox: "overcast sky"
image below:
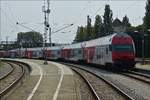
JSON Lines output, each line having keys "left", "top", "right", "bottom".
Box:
{"left": 0, "top": 0, "right": 146, "bottom": 44}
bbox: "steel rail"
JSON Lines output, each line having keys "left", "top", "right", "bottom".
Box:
{"left": 133, "top": 68, "right": 150, "bottom": 75}
{"left": 71, "top": 67, "right": 101, "bottom": 100}
{"left": 61, "top": 62, "right": 134, "bottom": 100}
{"left": 0, "top": 62, "right": 25, "bottom": 97}
{"left": 120, "top": 72, "right": 150, "bottom": 85}
{"left": 0, "top": 62, "right": 14, "bottom": 80}
{"left": 128, "top": 70, "right": 150, "bottom": 79}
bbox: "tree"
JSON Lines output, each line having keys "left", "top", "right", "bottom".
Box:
{"left": 143, "top": 0, "right": 150, "bottom": 57}
{"left": 86, "top": 15, "right": 93, "bottom": 40}
{"left": 122, "top": 15, "right": 131, "bottom": 31}
{"left": 103, "top": 4, "right": 113, "bottom": 35}
{"left": 143, "top": 0, "right": 150, "bottom": 31}
{"left": 122, "top": 15, "right": 131, "bottom": 27}
{"left": 94, "top": 15, "right": 103, "bottom": 38}
{"left": 74, "top": 26, "right": 86, "bottom": 42}
{"left": 17, "top": 31, "right": 43, "bottom": 48}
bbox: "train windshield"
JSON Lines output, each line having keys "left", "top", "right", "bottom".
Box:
{"left": 112, "top": 44, "right": 134, "bottom": 51}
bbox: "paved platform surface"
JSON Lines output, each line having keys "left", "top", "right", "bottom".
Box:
{"left": 4, "top": 59, "right": 81, "bottom": 100}
{"left": 136, "top": 63, "right": 150, "bottom": 70}
{"left": 135, "top": 58, "right": 150, "bottom": 62}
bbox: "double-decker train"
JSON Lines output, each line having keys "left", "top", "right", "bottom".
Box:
{"left": 0, "top": 32, "right": 136, "bottom": 69}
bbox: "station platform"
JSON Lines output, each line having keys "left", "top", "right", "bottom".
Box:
{"left": 136, "top": 63, "right": 150, "bottom": 71}
{"left": 4, "top": 59, "right": 82, "bottom": 100}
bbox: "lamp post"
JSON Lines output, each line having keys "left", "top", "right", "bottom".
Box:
{"left": 142, "top": 29, "right": 149, "bottom": 64}
{"left": 19, "top": 41, "right": 23, "bottom": 58}
{"left": 142, "top": 32, "right": 144, "bottom": 64}
{"left": 6, "top": 36, "right": 9, "bottom": 49}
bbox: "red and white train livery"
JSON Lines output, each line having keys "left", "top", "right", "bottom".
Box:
{"left": 59, "top": 33, "right": 135, "bottom": 69}
{"left": 0, "top": 33, "right": 136, "bottom": 69}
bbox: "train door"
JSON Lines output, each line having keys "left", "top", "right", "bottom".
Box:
{"left": 47, "top": 50, "right": 51, "bottom": 58}
{"left": 10, "top": 52, "right": 15, "bottom": 58}
{"left": 94, "top": 46, "right": 101, "bottom": 64}
{"left": 85, "top": 47, "right": 95, "bottom": 63}
{"left": 27, "top": 51, "right": 32, "bottom": 58}
{"left": 100, "top": 46, "right": 105, "bottom": 65}
{"left": 103, "top": 45, "right": 112, "bottom": 64}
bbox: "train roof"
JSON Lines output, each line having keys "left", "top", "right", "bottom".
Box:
{"left": 63, "top": 42, "right": 83, "bottom": 49}
{"left": 5, "top": 33, "right": 131, "bottom": 52}
{"left": 47, "top": 46, "right": 62, "bottom": 50}
{"left": 26, "top": 47, "right": 42, "bottom": 51}
{"left": 85, "top": 32, "right": 130, "bottom": 47}
{"left": 61, "top": 33, "right": 130, "bottom": 49}
{"left": 84, "top": 33, "right": 116, "bottom": 47}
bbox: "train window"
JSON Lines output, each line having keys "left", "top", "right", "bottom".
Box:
{"left": 109, "top": 38, "right": 111, "bottom": 41}
{"left": 78, "top": 49, "right": 81, "bottom": 54}
{"left": 72, "top": 50, "right": 74, "bottom": 56}
{"left": 97, "top": 55, "right": 99, "bottom": 59}
{"left": 112, "top": 44, "right": 133, "bottom": 51}
{"left": 106, "top": 48, "right": 108, "bottom": 54}
{"left": 109, "top": 45, "right": 112, "bottom": 51}
{"left": 97, "top": 55, "right": 101, "bottom": 59}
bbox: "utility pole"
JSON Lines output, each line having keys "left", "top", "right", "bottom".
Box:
{"left": 49, "top": 27, "right": 52, "bottom": 46}
{"left": 42, "top": 0, "right": 50, "bottom": 64}
{"left": 47, "top": 0, "right": 51, "bottom": 47}
{"left": 142, "top": 33, "right": 144, "bottom": 65}
{"left": 0, "top": 1, "right": 1, "bottom": 45}
{"left": 6, "top": 36, "right": 9, "bottom": 50}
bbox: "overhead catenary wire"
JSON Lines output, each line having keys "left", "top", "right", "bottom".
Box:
{"left": 1, "top": 8, "right": 16, "bottom": 27}
{"left": 33, "top": 23, "right": 44, "bottom": 31}
{"left": 16, "top": 22, "right": 38, "bottom": 32}
{"left": 114, "top": 1, "right": 139, "bottom": 18}
{"left": 71, "top": 1, "right": 92, "bottom": 26}
{"left": 5, "top": 2, "right": 18, "bottom": 23}
{"left": 91, "top": 0, "right": 110, "bottom": 18}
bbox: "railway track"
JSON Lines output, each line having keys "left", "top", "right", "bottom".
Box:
{"left": 63, "top": 63, "right": 134, "bottom": 100}
{"left": 128, "top": 70, "right": 150, "bottom": 79}
{"left": 0, "top": 61, "right": 25, "bottom": 98}
{"left": 133, "top": 68, "right": 150, "bottom": 75}
{"left": 120, "top": 70, "right": 150, "bottom": 85}
{"left": 0, "top": 62, "right": 14, "bottom": 80}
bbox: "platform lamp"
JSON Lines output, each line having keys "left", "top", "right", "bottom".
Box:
{"left": 134, "top": 31, "right": 144, "bottom": 64}
{"left": 141, "top": 29, "right": 149, "bottom": 65}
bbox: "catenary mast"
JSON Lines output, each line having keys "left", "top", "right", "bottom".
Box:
{"left": 42, "top": 0, "right": 50, "bottom": 64}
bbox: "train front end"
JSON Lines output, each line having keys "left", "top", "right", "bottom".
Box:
{"left": 111, "top": 33, "right": 136, "bottom": 69}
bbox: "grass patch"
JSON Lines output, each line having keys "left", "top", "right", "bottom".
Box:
{"left": 0, "top": 61, "right": 4, "bottom": 68}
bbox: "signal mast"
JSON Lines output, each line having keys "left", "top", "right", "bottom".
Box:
{"left": 42, "top": 0, "right": 51, "bottom": 64}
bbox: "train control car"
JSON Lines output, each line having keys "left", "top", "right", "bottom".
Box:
{"left": 59, "top": 32, "right": 135, "bottom": 69}
{"left": 83, "top": 32, "right": 135, "bottom": 69}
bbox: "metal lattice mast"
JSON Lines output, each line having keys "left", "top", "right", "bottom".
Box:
{"left": 42, "top": 0, "right": 50, "bottom": 64}
{"left": 0, "top": 1, "right": 1, "bottom": 44}
{"left": 43, "top": 0, "right": 47, "bottom": 47}
{"left": 47, "top": 0, "right": 51, "bottom": 47}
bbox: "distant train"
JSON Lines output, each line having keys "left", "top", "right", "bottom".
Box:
{"left": 0, "top": 32, "right": 136, "bottom": 69}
